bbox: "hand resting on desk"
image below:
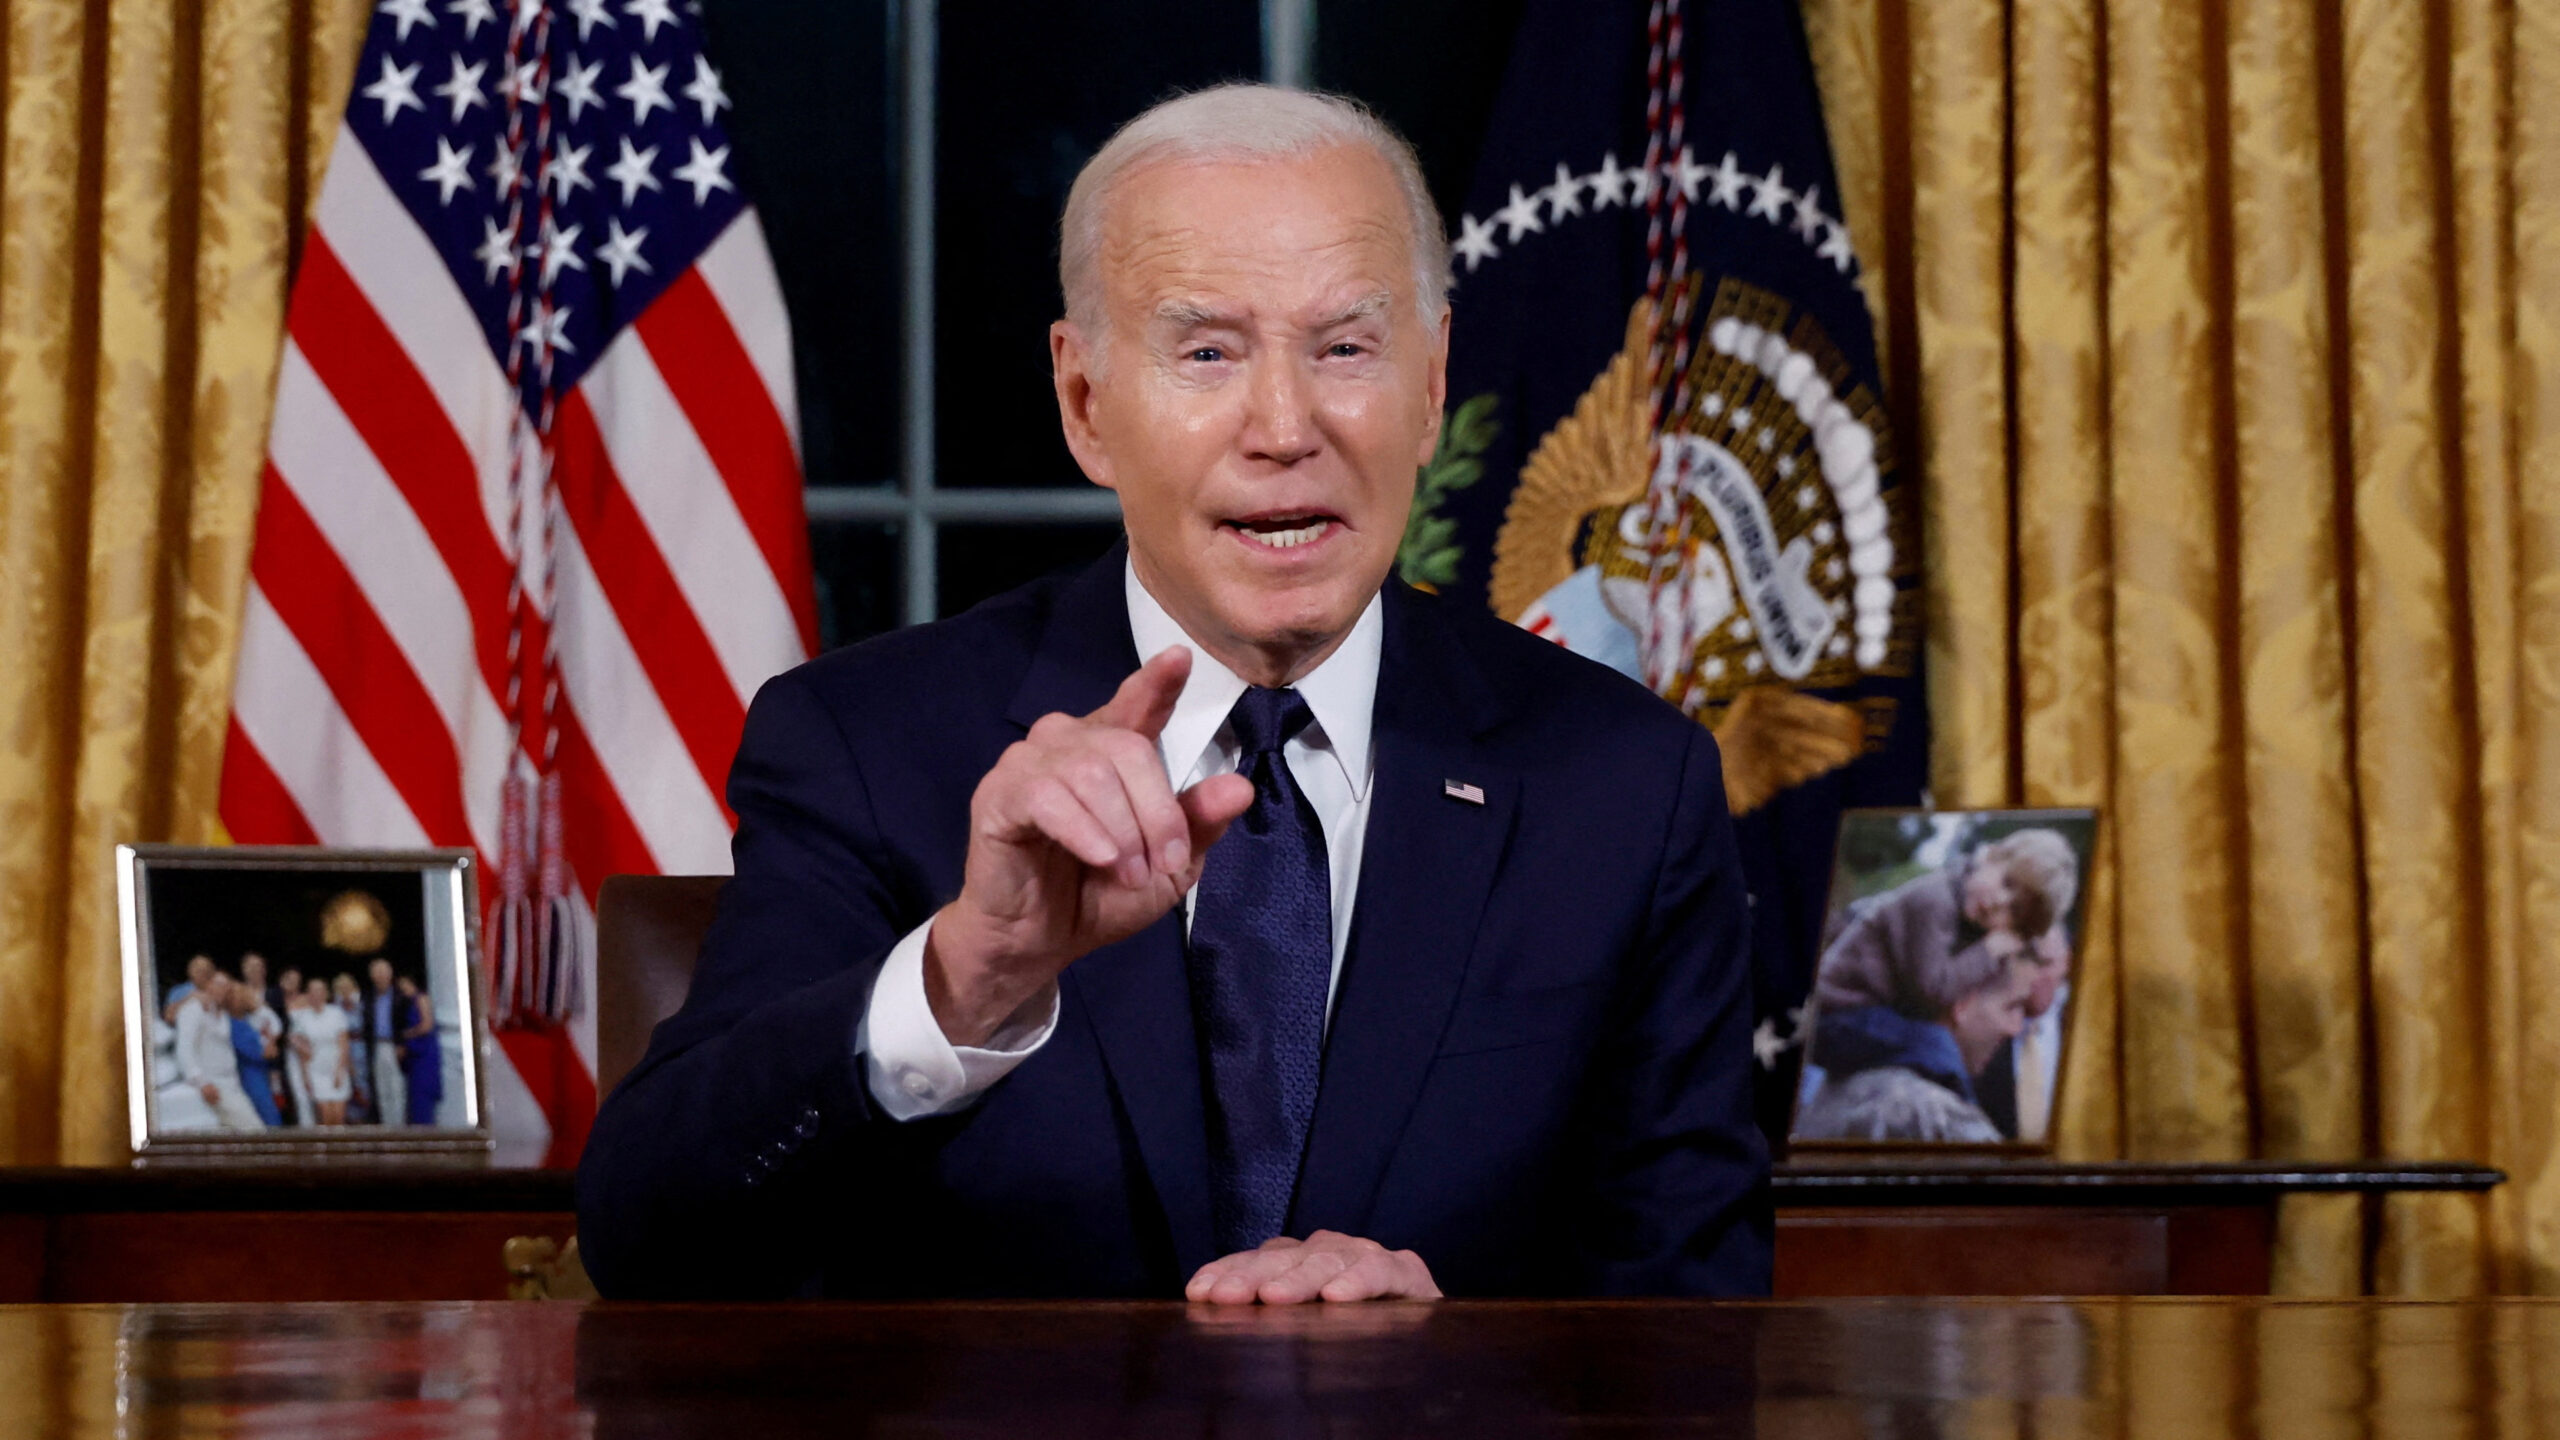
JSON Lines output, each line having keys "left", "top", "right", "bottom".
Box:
{"left": 1187, "top": 1231, "right": 1443, "bottom": 1305}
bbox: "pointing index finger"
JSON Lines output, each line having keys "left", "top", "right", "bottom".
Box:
{"left": 1089, "top": 645, "right": 1192, "bottom": 741}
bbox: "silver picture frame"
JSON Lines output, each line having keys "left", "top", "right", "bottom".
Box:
{"left": 117, "top": 844, "right": 493, "bottom": 1161}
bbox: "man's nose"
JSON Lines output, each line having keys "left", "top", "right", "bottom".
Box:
{"left": 1241, "top": 355, "right": 1320, "bottom": 465}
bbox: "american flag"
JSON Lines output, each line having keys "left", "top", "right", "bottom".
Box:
{"left": 219, "top": 0, "right": 814, "bottom": 1166}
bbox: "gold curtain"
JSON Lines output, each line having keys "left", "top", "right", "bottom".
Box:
{"left": 0, "top": 0, "right": 364, "bottom": 1166}
{"left": 1804, "top": 0, "right": 2560, "bottom": 1294}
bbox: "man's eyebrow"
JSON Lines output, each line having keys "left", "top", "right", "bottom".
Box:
{"left": 1153, "top": 301, "right": 1241, "bottom": 330}
{"left": 1313, "top": 292, "right": 1394, "bottom": 329}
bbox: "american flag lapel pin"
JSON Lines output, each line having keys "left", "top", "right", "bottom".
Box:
{"left": 1443, "top": 779, "right": 1486, "bottom": 805}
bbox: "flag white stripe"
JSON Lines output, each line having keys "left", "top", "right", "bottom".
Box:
{"left": 269, "top": 342, "right": 513, "bottom": 861}
{"left": 581, "top": 330, "right": 805, "bottom": 704}
{"left": 312, "top": 123, "right": 517, "bottom": 553}
{"left": 233, "top": 584, "right": 433, "bottom": 848}
{"left": 554, "top": 521, "right": 738, "bottom": 876}
{"left": 695, "top": 208, "right": 801, "bottom": 458}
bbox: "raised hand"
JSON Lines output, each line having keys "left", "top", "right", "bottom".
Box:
{"left": 926, "top": 647, "right": 1255, "bottom": 1045}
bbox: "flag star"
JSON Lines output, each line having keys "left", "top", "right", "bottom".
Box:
{"left": 1587, "top": 152, "right": 1630, "bottom": 208}
{"left": 624, "top": 0, "right": 679, "bottom": 41}
{"left": 616, "top": 56, "right": 673, "bottom": 124}
{"left": 1747, "top": 164, "right": 1795, "bottom": 222}
{"left": 671, "top": 137, "right": 733, "bottom": 203}
{"left": 555, "top": 56, "right": 604, "bottom": 122}
{"left": 360, "top": 56, "right": 424, "bottom": 124}
{"left": 1668, "top": 147, "right": 1709, "bottom": 204}
{"left": 597, "top": 217, "right": 652, "bottom": 284}
{"left": 548, "top": 139, "right": 595, "bottom": 200}
{"left": 1780, "top": 458, "right": 1802, "bottom": 482}
{"left": 1792, "top": 184, "right": 1828, "bottom": 241}
{"left": 419, "top": 137, "right": 475, "bottom": 204}
{"left": 447, "top": 0, "right": 497, "bottom": 37}
{"left": 520, "top": 298, "right": 576, "bottom": 360}
{"left": 528, "top": 217, "right": 586, "bottom": 286}
{"left": 430, "top": 55, "right": 486, "bottom": 125}
{"left": 1627, "top": 161, "right": 1658, "bottom": 206}
{"left": 1540, "top": 162, "right": 1585, "bottom": 221}
{"left": 475, "top": 216, "right": 520, "bottom": 284}
{"left": 1492, "top": 183, "right": 1545, "bottom": 241}
{"left": 1452, "top": 212, "right": 1500, "bottom": 272}
{"left": 565, "top": 0, "right": 616, "bottom": 39}
{"left": 1818, "top": 219, "right": 1858, "bottom": 273}
{"left": 499, "top": 57, "right": 544, "bottom": 105}
{"left": 605, "top": 137, "right": 661, "bottom": 204}
{"left": 378, "top": 0, "right": 437, "bottom": 41}
{"left": 682, "top": 55, "right": 730, "bottom": 124}
{"left": 1700, "top": 392, "right": 1724, "bottom": 417}
{"left": 511, "top": 0, "right": 546, "bottom": 40}
{"left": 487, "top": 140, "right": 524, "bottom": 195}
{"left": 543, "top": 303, "right": 577, "bottom": 356}
{"left": 1751, "top": 1017, "right": 1787, "bottom": 1069}
{"left": 1706, "top": 151, "right": 1750, "bottom": 210}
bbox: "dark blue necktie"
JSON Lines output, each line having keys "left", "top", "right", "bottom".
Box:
{"left": 1187, "top": 685, "right": 1331, "bottom": 1255}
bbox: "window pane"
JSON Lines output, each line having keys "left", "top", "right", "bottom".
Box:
{"left": 938, "top": 522, "right": 1124, "bottom": 618}
{"left": 703, "top": 0, "right": 900, "bottom": 489}
{"left": 811, "top": 520, "right": 903, "bottom": 651}
{"left": 933, "top": 0, "right": 1259, "bottom": 489}
{"left": 1314, "top": 1, "right": 1530, "bottom": 227}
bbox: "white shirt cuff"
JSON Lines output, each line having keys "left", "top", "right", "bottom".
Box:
{"left": 858, "top": 914, "right": 1059, "bottom": 1121}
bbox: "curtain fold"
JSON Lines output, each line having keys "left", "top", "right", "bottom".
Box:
{"left": 1806, "top": 0, "right": 2560, "bottom": 1293}
{"left": 0, "top": 0, "right": 362, "bottom": 1166}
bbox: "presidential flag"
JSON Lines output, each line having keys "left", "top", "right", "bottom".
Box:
{"left": 219, "top": 0, "right": 814, "bottom": 1165}
{"left": 1409, "top": 0, "right": 1927, "bottom": 1145}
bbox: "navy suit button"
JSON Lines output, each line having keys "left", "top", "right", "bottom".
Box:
{"left": 795, "top": 1106, "right": 820, "bottom": 1138}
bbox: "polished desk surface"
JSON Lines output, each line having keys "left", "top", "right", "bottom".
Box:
{"left": 4, "top": 1298, "right": 2552, "bottom": 1437}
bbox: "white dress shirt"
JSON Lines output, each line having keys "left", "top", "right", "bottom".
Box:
{"left": 857, "top": 559, "right": 1383, "bottom": 1121}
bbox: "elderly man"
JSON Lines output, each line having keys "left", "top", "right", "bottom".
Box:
{"left": 579, "top": 84, "right": 1768, "bottom": 1301}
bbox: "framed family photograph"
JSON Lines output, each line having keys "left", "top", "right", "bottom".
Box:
{"left": 116, "top": 845, "right": 492, "bottom": 1161}
{"left": 1789, "top": 808, "right": 2100, "bottom": 1153}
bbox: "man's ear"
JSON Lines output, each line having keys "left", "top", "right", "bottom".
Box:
{"left": 1051, "top": 319, "right": 1116, "bottom": 490}
{"left": 1415, "top": 305, "right": 1453, "bottom": 468}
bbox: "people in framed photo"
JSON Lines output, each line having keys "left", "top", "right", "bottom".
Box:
{"left": 118, "top": 846, "right": 490, "bottom": 1158}
{"left": 1789, "top": 809, "right": 2099, "bottom": 1151}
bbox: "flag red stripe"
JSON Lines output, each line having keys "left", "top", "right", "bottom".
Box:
{"left": 635, "top": 272, "right": 818, "bottom": 657}
{"left": 551, "top": 390, "right": 749, "bottom": 819}
{"left": 553, "top": 699, "right": 658, "bottom": 909}
{"left": 250, "top": 469, "right": 477, "bottom": 848}
{"left": 495, "top": 1027, "right": 600, "bottom": 1168}
{"left": 218, "top": 717, "right": 320, "bottom": 844}
{"left": 289, "top": 233, "right": 514, "bottom": 700}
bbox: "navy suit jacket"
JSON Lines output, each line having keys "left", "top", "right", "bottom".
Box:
{"left": 577, "top": 549, "right": 1772, "bottom": 1298}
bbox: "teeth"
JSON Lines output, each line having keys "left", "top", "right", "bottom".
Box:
{"left": 1245, "top": 520, "right": 1328, "bottom": 550}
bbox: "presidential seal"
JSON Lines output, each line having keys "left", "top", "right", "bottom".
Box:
{"left": 1489, "top": 279, "right": 1916, "bottom": 814}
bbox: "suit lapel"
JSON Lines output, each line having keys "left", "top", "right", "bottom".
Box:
{"left": 1010, "top": 546, "right": 1217, "bottom": 1273}
{"left": 1291, "top": 585, "right": 1516, "bottom": 1239}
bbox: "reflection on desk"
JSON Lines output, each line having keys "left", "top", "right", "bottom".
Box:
{"left": 1, "top": 1298, "right": 2554, "bottom": 1437}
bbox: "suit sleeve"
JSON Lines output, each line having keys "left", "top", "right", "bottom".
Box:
{"left": 576, "top": 668, "right": 931, "bottom": 1299}
{"left": 1567, "top": 721, "right": 1775, "bottom": 1297}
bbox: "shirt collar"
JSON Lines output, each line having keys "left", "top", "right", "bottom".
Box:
{"left": 1124, "top": 558, "right": 1381, "bottom": 800}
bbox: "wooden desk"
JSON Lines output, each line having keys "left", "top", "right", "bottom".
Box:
{"left": 1, "top": 1297, "right": 2550, "bottom": 1435}
{"left": 0, "top": 1160, "right": 2499, "bottom": 1302}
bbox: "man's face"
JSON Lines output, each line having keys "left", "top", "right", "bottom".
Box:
{"left": 370, "top": 960, "right": 392, "bottom": 987}
{"left": 186, "top": 956, "right": 214, "bottom": 987}
{"left": 1052, "top": 146, "right": 1447, "bottom": 682}
{"left": 2022, "top": 929, "right": 2071, "bottom": 1017}
{"left": 1946, "top": 964, "right": 2031, "bottom": 1076}
{"left": 241, "top": 954, "right": 266, "bottom": 986}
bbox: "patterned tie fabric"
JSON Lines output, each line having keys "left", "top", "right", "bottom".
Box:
{"left": 1187, "top": 685, "right": 1332, "bottom": 1255}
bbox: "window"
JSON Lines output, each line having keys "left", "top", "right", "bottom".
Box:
{"left": 705, "top": 0, "right": 1522, "bottom": 649}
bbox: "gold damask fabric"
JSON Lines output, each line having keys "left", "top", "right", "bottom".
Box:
{"left": 1802, "top": 0, "right": 2560, "bottom": 1294}
{"left": 0, "top": 0, "right": 364, "bottom": 1165}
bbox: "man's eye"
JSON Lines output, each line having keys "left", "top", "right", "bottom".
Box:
{"left": 1189, "top": 347, "right": 1224, "bottom": 363}
{"left": 1328, "top": 342, "right": 1365, "bottom": 358}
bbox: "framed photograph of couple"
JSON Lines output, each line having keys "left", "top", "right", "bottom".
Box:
{"left": 1789, "top": 808, "right": 2100, "bottom": 1152}
{"left": 116, "top": 845, "right": 493, "bottom": 1160}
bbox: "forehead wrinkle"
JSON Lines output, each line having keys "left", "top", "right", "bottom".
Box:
{"left": 1103, "top": 204, "right": 1420, "bottom": 323}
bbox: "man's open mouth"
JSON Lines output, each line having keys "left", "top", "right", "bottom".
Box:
{"left": 1224, "top": 514, "right": 1339, "bottom": 551}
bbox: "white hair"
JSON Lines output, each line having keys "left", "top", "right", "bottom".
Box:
{"left": 1058, "top": 83, "right": 1451, "bottom": 339}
